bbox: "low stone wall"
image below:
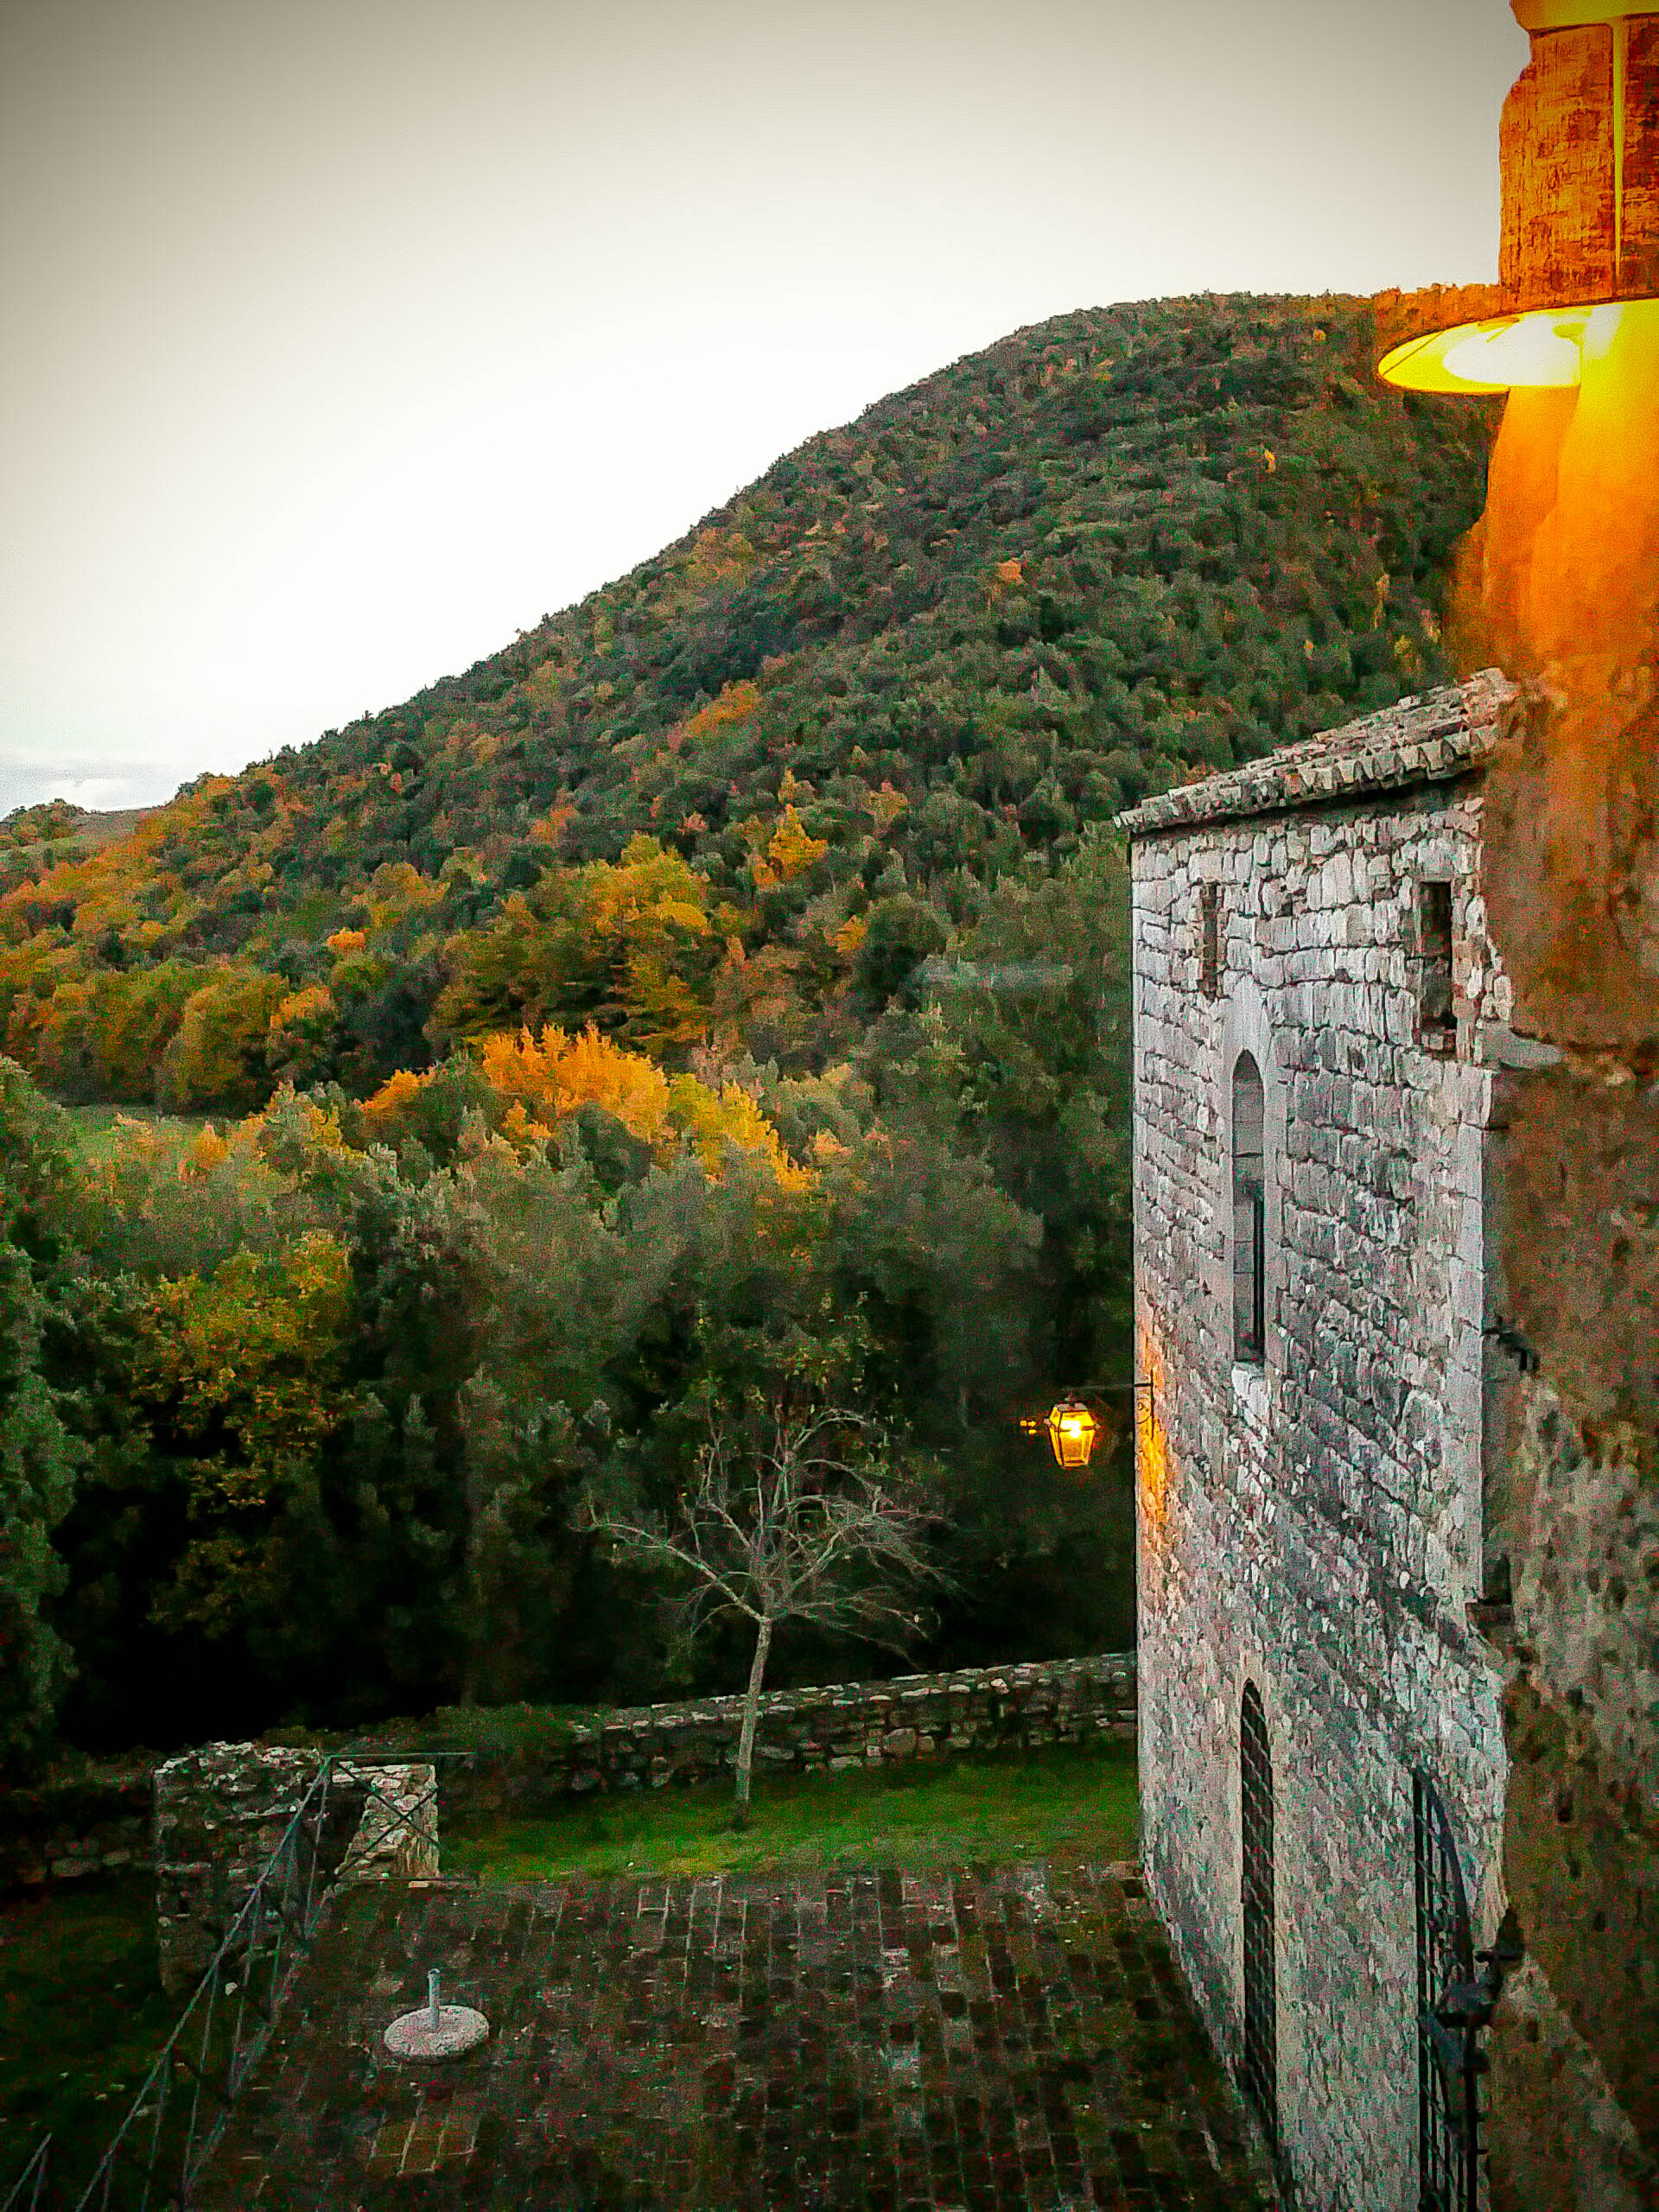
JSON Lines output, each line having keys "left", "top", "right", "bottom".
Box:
{"left": 438, "top": 1652, "right": 1137, "bottom": 1815}
{"left": 0, "top": 1770, "right": 154, "bottom": 1893}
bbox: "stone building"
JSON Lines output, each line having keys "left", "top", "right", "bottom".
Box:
{"left": 1117, "top": 672, "right": 1537, "bottom": 2211}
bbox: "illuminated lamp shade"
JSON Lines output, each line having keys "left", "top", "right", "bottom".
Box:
{"left": 1378, "top": 305, "right": 1628, "bottom": 393}
{"left": 1046, "top": 1400, "right": 1102, "bottom": 1471}
{"left": 1378, "top": 2, "right": 1659, "bottom": 392}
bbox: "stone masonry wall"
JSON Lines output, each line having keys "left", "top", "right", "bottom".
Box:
{"left": 434, "top": 1654, "right": 1136, "bottom": 1818}
{"left": 0, "top": 1770, "right": 152, "bottom": 1893}
{"left": 1130, "top": 775, "right": 1510, "bottom": 2211}
{"left": 154, "top": 1746, "right": 439, "bottom": 1998}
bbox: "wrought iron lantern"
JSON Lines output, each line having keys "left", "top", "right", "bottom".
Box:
{"left": 1036, "top": 1399, "right": 1102, "bottom": 1469}
{"left": 1379, "top": 3, "right": 1659, "bottom": 395}
{"left": 1045, "top": 1399, "right": 1102, "bottom": 1469}
{"left": 1021, "top": 1382, "right": 1154, "bottom": 1470}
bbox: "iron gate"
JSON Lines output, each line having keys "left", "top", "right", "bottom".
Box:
{"left": 1240, "top": 1681, "right": 1278, "bottom": 2148}
{"left": 1414, "top": 1771, "right": 1479, "bottom": 2212}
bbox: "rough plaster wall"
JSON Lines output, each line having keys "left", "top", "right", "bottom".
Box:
{"left": 1499, "top": 17, "right": 1659, "bottom": 314}
{"left": 1486, "top": 1955, "right": 1655, "bottom": 2212}
{"left": 1483, "top": 1061, "right": 1659, "bottom": 2208}
{"left": 1132, "top": 788, "right": 1508, "bottom": 2212}
{"left": 1449, "top": 297, "right": 1659, "bottom": 2199}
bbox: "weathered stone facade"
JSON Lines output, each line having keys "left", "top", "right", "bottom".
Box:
{"left": 1120, "top": 676, "right": 1522, "bottom": 2210}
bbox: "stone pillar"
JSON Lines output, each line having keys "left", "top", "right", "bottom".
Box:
{"left": 154, "top": 1744, "right": 439, "bottom": 1999}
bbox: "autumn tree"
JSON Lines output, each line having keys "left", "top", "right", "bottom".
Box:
{"left": 0, "top": 1061, "right": 83, "bottom": 1773}
{"left": 431, "top": 836, "right": 729, "bottom": 1054}
{"left": 156, "top": 969, "right": 291, "bottom": 1111}
{"left": 579, "top": 1402, "right": 947, "bottom": 1825}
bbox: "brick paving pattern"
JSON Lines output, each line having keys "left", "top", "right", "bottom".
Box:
{"left": 199, "top": 1861, "right": 1276, "bottom": 2209}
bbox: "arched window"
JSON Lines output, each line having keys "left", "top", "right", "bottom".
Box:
{"left": 1240, "top": 1681, "right": 1277, "bottom": 2147}
{"left": 1232, "top": 1052, "right": 1266, "bottom": 1365}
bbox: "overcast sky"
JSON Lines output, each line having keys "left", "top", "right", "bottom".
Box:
{"left": 0, "top": 0, "right": 1526, "bottom": 813}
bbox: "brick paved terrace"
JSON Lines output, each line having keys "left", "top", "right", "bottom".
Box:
{"left": 199, "top": 1861, "right": 1276, "bottom": 2210}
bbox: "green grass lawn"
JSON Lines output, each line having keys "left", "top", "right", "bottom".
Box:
{"left": 67, "top": 1101, "right": 214, "bottom": 1160}
{"left": 0, "top": 1874, "right": 175, "bottom": 2196}
{"left": 448, "top": 1739, "right": 1139, "bottom": 1882}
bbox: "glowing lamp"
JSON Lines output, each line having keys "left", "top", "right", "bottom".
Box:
{"left": 1379, "top": 3, "right": 1659, "bottom": 393}
{"left": 1378, "top": 304, "right": 1630, "bottom": 393}
{"left": 1046, "top": 1400, "right": 1102, "bottom": 1471}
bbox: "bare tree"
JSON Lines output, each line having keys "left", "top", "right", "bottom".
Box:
{"left": 578, "top": 1408, "right": 947, "bottom": 1827}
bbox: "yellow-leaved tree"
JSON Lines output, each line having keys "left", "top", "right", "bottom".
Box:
{"left": 476, "top": 1024, "right": 671, "bottom": 1147}
{"left": 128, "top": 1230, "right": 357, "bottom": 1637}
{"left": 666, "top": 1074, "right": 813, "bottom": 1190}
{"left": 431, "top": 836, "right": 728, "bottom": 1052}
{"left": 752, "top": 805, "right": 829, "bottom": 891}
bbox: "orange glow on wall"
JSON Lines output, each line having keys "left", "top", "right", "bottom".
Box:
{"left": 1134, "top": 1334, "right": 1174, "bottom": 1566}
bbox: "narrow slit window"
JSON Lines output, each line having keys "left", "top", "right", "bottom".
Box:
{"left": 1199, "top": 884, "right": 1221, "bottom": 1000}
{"left": 1419, "top": 880, "right": 1456, "bottom": 1052}
{"left": 1232, "top": 1052, "right": 1266, "bottom": 1365}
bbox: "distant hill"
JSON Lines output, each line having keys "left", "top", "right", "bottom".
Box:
{"left": 0, "top": 801, "right": 155, "bottom": 869}
{"left": 0, "top": 293, "right": 1493, "bottom": 1108}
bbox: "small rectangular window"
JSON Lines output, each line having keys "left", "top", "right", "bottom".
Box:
{"left": 1419, "top": 880, "right": 1456, "bottom": 1052}
{"left": 1199, "top": 883, "right": 1221, "bottom": 1000}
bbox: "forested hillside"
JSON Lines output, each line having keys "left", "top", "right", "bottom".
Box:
{"left": 0, "top": 295, "right": 1494, "bottom": 1765}
{"left": 1, "top": 294, "right": 1487, "bottom": 1107}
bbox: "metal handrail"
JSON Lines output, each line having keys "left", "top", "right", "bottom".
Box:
{"left": 1, "top": 2137, "right": 50, "bottom": 2212}
{"left": 24, "top": 1755, "right": 442, "bottom": 2212}
{"left": 70, "top": 1759, "right": 339, "bottom": 2211}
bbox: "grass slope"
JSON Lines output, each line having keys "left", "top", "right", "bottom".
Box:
{"left": 0, "top": 1875, "right": 172, "bottom": 2196}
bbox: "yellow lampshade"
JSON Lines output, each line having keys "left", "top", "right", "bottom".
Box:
{"left": 1378, "top": 302, "right": 1643, "bottom": 393}
{"left": 1377, "top": 5, "right": 1659, "bottom": 393}
{"left": 1046, "top": 1400, "right": 1102, "bottom": 1471}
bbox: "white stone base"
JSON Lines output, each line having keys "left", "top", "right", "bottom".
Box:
{"left": 383, "top": 2004, "right": 491, "bottom": 2059}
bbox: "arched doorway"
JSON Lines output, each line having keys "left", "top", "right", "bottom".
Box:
{"left": 1240, "top": 1681, "right": 1277, "bottom": 2147}
{"left": 1414, "top": 1772, "right": 1479, "bottom": 2212}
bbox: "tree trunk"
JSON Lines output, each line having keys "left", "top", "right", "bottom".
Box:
{"left": 732, "top": 1615, "right": 773, "bottom": 1830}
{"left": 460, "top": 1462, "right": 484, "bottom": 1708}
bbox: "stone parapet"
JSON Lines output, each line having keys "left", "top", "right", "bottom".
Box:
{"left": 149, "top": 1658, "right": 1133, "bottom": 1996}
{"left": 434, "top": 1653, "right": 1136, "bottom": 1816}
